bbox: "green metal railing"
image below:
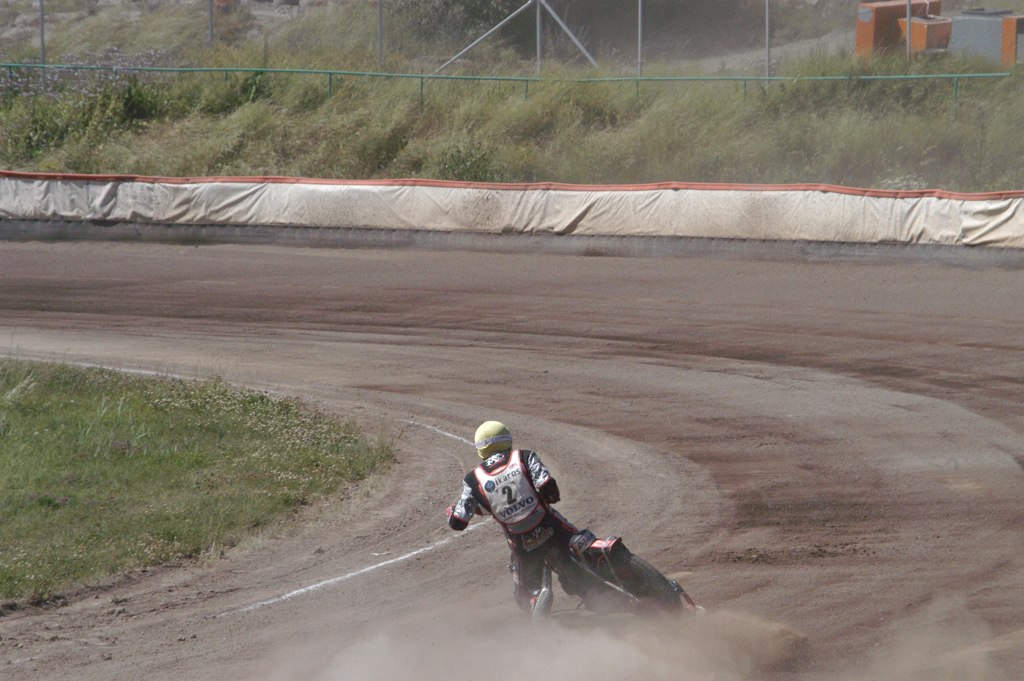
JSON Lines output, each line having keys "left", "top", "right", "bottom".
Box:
{"left": 1, "top": 63, "right": 1014, "bottom": 115}
{"left": 581, "top": 71, "right": 1013, "bottom": 115}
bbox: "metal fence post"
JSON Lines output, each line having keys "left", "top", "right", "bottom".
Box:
{"left": 39, "top": 0, "right": 46, "bottom": 65}
{"left": 536, "top": 0, "right": 542, "bottom": 74}
{"left": 906, "top": 0, "right": 912, "bottom": 60}
{"left": 637, "top": 0, "right": 643, "bottom": 79}
{"left": 377, "top": 0, "right": 383, "bottom": 69}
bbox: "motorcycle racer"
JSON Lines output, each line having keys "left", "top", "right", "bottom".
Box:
{"left": 446, "top": 420, "right": 585, "bottom": 613}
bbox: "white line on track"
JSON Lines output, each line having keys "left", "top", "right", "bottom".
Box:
{"left": 219, "top": 419, "right": 479, "bottom": 616}
{"left": 404, "top": 419, "right": 473, "bottom": 446}
{"left": 223, "top": 528, "right": 480, "bottom": 616}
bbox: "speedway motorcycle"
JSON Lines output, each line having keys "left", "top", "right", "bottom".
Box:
{"left": 530, "top": 528, "right": 702, "bottom": 620}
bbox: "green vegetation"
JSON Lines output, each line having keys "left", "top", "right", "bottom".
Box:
{"left": 1, "top": 2, "right": 1023, "bottom": 190}
{"left": 0, "top": 360, "right": 393, "bottom": 603}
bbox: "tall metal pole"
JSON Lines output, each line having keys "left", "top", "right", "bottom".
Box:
{"left": 436, "top": 0, "right": 595, "bottom": 76}
{"left": 377, "top": 0, "right": 383, "bottom": 68}
{"left": 536, "top": 0, "right": 542, "bottom": 74}
{"left": 637, "top": 0, "right": 643, "bottom": 78}
{"left": 764, "top": 0, "right": 770, "bottom": 82}
{"left": 208, "top": 0, "right": 214, "bottom": 44}
{"left": 906, "top": 0, "right": 912, "bottom": 60}
{"left": 39, "top": 0, "right": 45, "bottom": 64}
{"left": 540, "top": 0, "right": 597, "bottom": 68}
{"left": 433, "top": 1, "right": 534, "bottom": 74}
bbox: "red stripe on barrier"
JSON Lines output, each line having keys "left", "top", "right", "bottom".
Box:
{"left": 2, "top": 170, "right": 1023, "bottom": 201}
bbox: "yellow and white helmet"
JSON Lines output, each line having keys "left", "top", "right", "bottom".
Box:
{"left": 474, "top": 420, "right": 513, "bottom": 459}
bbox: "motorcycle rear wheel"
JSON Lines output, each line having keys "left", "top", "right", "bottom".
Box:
{"left": 614, "top": 554, "right": 684, "bottom": 611}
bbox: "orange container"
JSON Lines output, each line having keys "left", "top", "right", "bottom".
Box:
{"left": 856, "top": 1, "right": 943, "bottom": 57}
{"left": 897, "top": 15, "right": 952, "bottom": 54}
{"left": 1002, "top": 15, "right": 1024, "bottom": 66}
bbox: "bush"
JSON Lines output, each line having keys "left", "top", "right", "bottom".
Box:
{"left": 435, "top": 143, "right": 510, "bottom": 182}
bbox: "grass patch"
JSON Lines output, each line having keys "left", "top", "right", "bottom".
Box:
{"left": 0, "top": 360, "right": 393, "bottom": 604}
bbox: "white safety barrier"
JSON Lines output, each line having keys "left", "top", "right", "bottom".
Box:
{"left": 2, "top": 171, "right": 1024, "bottom": 248}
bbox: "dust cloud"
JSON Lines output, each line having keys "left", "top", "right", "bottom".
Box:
{"left": 849, "top": 596, "right": 1010, "bottom": 681}
{"left": 265, "top": 595, "right": 1016, "bottom": 681}
{"left": 287, "top": 607, "right": 807, "bottom": 681}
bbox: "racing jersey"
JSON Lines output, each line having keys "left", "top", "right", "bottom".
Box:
{"left": 448, "top": 448, "right": 561, "bottom": 538}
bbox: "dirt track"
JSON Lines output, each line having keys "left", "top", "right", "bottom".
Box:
{"left": 1, "top": 241, "right": 1023, "bottom": 681}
